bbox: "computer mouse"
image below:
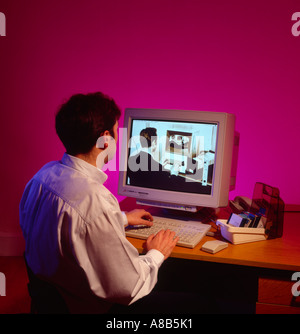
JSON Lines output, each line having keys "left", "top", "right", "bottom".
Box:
{"left": 201, "top": 240, "right": 228, "bottom": 254}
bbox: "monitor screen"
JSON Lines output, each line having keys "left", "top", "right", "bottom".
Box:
{"left": 126, "top": 119, "right": 217, "bottom": 195}
{"left": 118, "top": 109, "right": 236, "bottom": 210}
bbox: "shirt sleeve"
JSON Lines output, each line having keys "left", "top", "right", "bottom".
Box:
{"left": 70, "top": 202, "right": 164, "bottom": 306}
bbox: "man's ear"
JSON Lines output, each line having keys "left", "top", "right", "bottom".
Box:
{"left": 103, "top": 130, "right": 111, "bottom": 149}
{"left": 96, "top": 130, "right": 111, "bottom": 150}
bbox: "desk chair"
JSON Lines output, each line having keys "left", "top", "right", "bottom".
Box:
{"left": 23, "top": 254, "right": 69, "bottom": 314}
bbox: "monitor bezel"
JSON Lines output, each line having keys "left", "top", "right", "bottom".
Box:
{"left": 118, "top": 108, "right": 235, "bottom": 209}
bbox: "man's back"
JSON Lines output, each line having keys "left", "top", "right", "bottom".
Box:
{"left": 20, "top": 154, "right": 135, "bottom": 313}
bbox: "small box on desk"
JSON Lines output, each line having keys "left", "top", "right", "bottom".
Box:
{"left": 221, "top": 182, "right": 284, "bottom": 245}
{"left": 216, "top": 219, "right": 267, "bottom": 244}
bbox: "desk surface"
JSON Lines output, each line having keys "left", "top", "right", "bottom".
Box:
{"left": 120, "top": 198, "right": 300, "bottom": 272}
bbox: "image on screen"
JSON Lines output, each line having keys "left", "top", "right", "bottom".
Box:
{"left": 126, "top": 119, "right": 218, "bottom": 195}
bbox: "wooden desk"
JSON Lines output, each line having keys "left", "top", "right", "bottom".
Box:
{"left": 120, "top": 197, "right": 300, "bottom": 314}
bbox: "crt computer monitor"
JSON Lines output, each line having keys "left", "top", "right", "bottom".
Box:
{"left": 118, "top": 108, "right": 237, "bottom": 212}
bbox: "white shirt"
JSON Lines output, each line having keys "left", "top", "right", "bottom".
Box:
{"left": 19, "top": 153, "right": 164, "bottom": 313}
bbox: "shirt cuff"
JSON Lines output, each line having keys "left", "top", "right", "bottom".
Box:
{"left": 146, "top": 249, "right": 164, "bottom": 266}
{"left": 121, "top": 211, "right": 128, "bottom": 227}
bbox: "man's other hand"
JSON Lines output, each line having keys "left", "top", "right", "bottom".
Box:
{"left": 125, "top": 209, "right": 153, "bottom": 227}
{"left": 146, "top": 229, "right": 179, "bottom": 260}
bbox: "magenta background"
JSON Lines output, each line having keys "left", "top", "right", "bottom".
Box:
{"left": 1, "top": 0, "right": 299, "bottom": 235}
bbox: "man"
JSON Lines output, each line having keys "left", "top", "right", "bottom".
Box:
{"left": 20, "top": 92, "right": 178, "bottom": 313}
{"left": 127, "top": 127, "right": 170, "bottom": 189}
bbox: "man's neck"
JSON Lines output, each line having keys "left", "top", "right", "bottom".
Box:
{"left": 74, "top": 149, "right": 99, "bottom": 167}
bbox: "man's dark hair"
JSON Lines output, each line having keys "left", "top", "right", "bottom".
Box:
{"left": 140, "top": 127, "right": 157, "bottom": 148}
{"left": 55, "top": 92, "right": 121, "bottom": 155}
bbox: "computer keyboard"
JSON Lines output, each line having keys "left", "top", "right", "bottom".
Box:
{"left": 125, "top": 215, "right": 211, "bottom": 248}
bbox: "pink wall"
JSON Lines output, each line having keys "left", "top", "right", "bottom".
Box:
{"left": 1, "top": 0, "right": 300, "bottom": 237}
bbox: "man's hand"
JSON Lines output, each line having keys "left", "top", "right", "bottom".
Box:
{"left": 125, "top": 209, "right": 153, "bottom": 227}
{"left": 146, "top": 229, "right": 179, "bottom": 260}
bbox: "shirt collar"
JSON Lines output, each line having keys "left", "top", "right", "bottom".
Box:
{"left": 61, "top": 153, "right": 108, "bottom": 184}
{"left": 140, "top": 147, "right": 150, "bottom": 154}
